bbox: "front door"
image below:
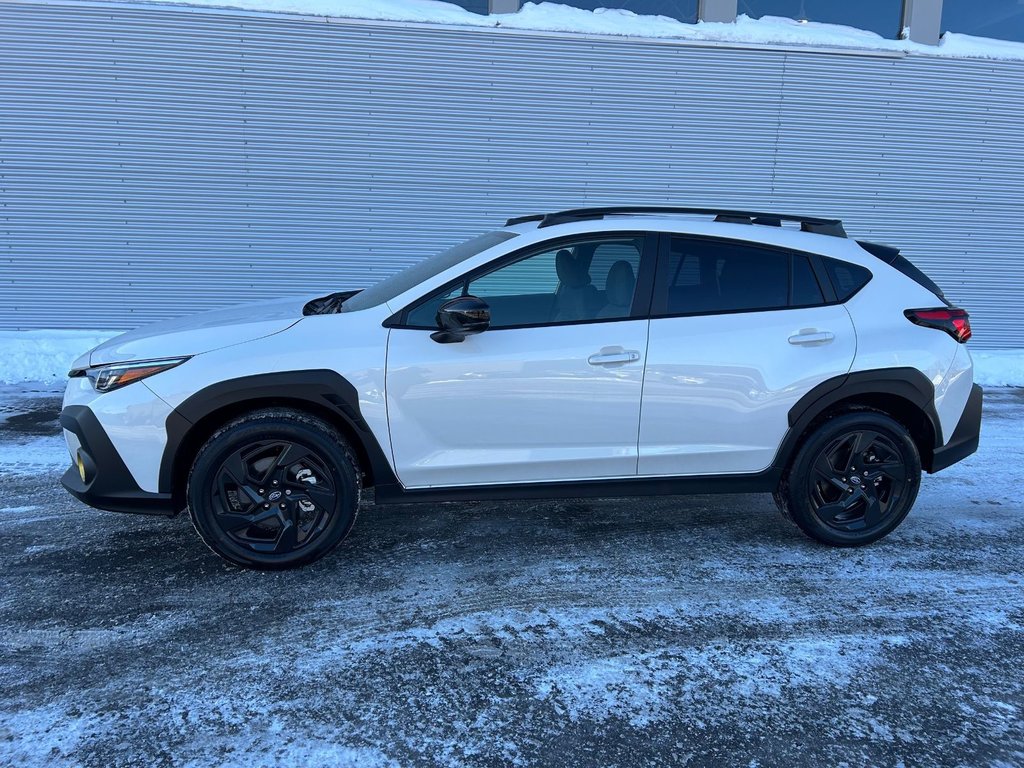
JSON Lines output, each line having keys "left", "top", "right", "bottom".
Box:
{"left": 386, "top": 233, "right": 655, "bottom": 488}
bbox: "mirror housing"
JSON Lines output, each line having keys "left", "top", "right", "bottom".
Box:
{"left": 431, "top": 295, "right": 490, "bottom": 344}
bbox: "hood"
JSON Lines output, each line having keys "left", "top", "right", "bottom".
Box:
{"left": 88, "top": 296, "right": 314, "bottom": 367}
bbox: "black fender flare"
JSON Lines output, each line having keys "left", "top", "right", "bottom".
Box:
{"left": 780, "top": 366, "right": 942, "bottom": 470}
{"left": 159, "top": 370, "right": 397, "bottom": 498}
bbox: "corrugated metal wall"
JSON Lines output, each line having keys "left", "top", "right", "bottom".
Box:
{"left": 2, "top": 0, "right": 1022, "bottom": 347}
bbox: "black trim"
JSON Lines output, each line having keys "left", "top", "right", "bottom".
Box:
{"left": 149, "top": 366, "right": 973, "bottom": 510}
{"left": 930, "top": 384, "right": 982, "bottom": 473}
{"left": 787, "top": 368, "right": 936, "bottom": 430}
{"left": 372, "top": 367, "right": 962, "bottom": 505}
{"left": 385, "top": 231, "right": 659, "bottom": 331}
{"left": 160, "top": 370, "right": 399, "bottom": 499}
{"left": 60, "top": 406, "right": 177, "bottom": 516}
{"left": 373, "top": 469, "right": 782, "bottom": 504}
{"left": 783, "top": 367, "right": 961, "bottom": 473}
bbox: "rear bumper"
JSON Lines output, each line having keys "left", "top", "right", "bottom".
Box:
{"left": 928, "top": 383, "right": 983, "bottom": 473}
{"left": 59, "top": 405, "right": 178, "bottom": 516}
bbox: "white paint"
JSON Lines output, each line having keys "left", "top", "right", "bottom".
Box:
{"left": 639, "top": 304, "right": 856, "bottom": 475}
{"left": 386, "top": 320, "right": 648, "bottom": 487}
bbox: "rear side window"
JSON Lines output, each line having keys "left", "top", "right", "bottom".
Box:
{"left": 823, "top": 257, "right": 872, "bottom": 301}
{"left": 792, "top": 255, "right": 825, "bottom": 306}
{"left": 660, "top": 238, "right": 826, "bottom": 315}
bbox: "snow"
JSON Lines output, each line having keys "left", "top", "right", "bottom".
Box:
{"left": 89, "top": 0, "right": 1024, "bottom": 61}
{"left": 0, "top": 329, "right": 1022, "bottom": 386}
{"left": 0, "top": 384, "right": 1022, "bottom": 764}
{"left": 971, "top": 349, "right": 1024, "bottom": 388}
{"left": 0, "top": 330, "right": 116, "bottom": 385}
{"left": 0, "top": 436, "right": 69, "bottom": 477}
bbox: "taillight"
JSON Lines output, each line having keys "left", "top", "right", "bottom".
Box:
{"left": 905, "top": 307, "right": 972, "bottom": 343}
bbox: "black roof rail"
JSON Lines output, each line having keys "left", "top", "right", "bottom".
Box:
{"left": 504, "top": 206, "right": 847, "bottom": 238}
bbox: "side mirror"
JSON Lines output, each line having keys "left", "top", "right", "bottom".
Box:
{"left": 431, "top": 295, "right": 490, "bottom": 344}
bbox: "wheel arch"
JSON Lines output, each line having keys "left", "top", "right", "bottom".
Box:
{"left": 160, "top": 370, "right": 396, "bottom": 508}
{"left": 781, "top": 368, "right": 941, "bottom": 474}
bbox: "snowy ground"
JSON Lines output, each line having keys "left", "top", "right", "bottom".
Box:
{"left": 0, "top": 383, "right": 1022, "bottom": 766}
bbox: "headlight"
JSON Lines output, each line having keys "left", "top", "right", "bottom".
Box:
{"left": 86, "top": 358, "right": 189, "bottom": 393}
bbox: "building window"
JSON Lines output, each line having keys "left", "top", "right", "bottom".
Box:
{"left": 737, "top": 0, "right": 903, "bottom": 39}
{"left": 942, "top": 0, "right": 1024, "bottom": 43}
{"left": 449, "top": 0, "right": 489, "bottom": 14}
{"left": 551, "top": 1, "right": 698, "bottom": 24}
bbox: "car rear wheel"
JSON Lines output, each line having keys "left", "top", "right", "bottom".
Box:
{"left": 775, "top": 410, "right": 921, "bottom": 547}
{"left": 187, "top": 408, "right": 360, "bottom": 569}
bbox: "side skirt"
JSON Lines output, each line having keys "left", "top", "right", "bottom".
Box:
{"left": 372, "top": 469, "right": 782, "bottom": 505}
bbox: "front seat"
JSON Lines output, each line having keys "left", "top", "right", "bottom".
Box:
{"left": 597, "top": 260, "right": 636, "bottom": 319}
{"left": 552, "top": 249, "right": 599, "bottom": 322}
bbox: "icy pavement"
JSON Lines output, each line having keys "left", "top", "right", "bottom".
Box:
{"left": 0, "top": 386, "right": 1021, "bottom": 766}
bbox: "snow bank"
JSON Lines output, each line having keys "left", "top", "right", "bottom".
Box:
{"left": 1, "top": 329, "right": 1022, "bottom": 386}
{"left": 0, "top": 330, "right": 116, "bottom": 385}
{"left": 972, "top": 349, "right": 1024, "bottom": 388}
{"left": 99, "top": 0, "right": 1024, "bottom": 61}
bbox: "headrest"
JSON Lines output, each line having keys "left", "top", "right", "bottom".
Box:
{"left": 555, "top": 249, "right": 591, "bottom": 289}
{"left": 605, "top": 260, "right": 636, "bottom": 305}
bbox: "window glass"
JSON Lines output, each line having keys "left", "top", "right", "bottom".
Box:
{"left": 737, "top": 0, "right": 903, "bottom": 39}
{"left": 663, "top": 238, "right": 790, "bottom": 315}
{"left": 823, "top": 257, "right": 872, "bottom": 301}
{"left": 551, "top": 0, "right": 697, "bottom": 23}
{"left": 404, "top": 236, "right": 645, "bottom": 329}
{"left": 471, "top": 250, "right": 560, "bottom": 297}
{"left": 448, "top": 0, "right": 488, "bottom": 14}
{"left": 343, "top": 231, "right": 517, "bottom": 313}
{"left": 942, "top": 0, "right": 1024, "bottom": 44}
{"left": 792, "top": 254, "right": 825, "bottom": 306}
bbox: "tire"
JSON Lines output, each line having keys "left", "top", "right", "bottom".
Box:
{"left": 775, "top": 410, "right": 921, "bottom": 547}
{"left": 187, "top": 408, "right": 360, "bottom": 569}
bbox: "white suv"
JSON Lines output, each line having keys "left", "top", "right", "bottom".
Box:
{"left": 60, "top": 207, "right": 982, "bottom": 569}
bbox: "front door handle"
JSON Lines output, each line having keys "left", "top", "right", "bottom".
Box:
{"left": 788, "top": 330, "right": 835, "bottom": 346}
{"left": 588, "top": 350, "right": 641, "bottom": 366}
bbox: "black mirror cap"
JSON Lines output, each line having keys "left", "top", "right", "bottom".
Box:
{"left": 431, "top": 295, "right": 490, "bottom": 343}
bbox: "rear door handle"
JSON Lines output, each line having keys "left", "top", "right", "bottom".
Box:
{"left": 788, "top": 330, "right": 835, "bottom": 346}
{"left": 588, "top": 350, "right": 641, "bottom": 366}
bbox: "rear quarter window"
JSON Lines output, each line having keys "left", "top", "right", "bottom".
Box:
{"left": 822, "top": 257, "right": 872, "bottom": 301}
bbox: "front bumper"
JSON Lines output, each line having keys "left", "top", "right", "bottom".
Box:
{"left": 59, "top": 405, "right": 177, "bottom": 516}
{"left": 929, "top": 383, "right": 983, "bottom": 473}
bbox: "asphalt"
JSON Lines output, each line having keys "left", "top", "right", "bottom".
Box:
{"left": 0, "top": 386, "right": 1022, "bottom": 767}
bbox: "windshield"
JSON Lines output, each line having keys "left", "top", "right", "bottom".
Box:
{"left": 342, "top": 231, "right": 518, "bottom": 312}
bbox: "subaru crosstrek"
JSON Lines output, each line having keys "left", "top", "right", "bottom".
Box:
{"left": 60, "top": 207, "right": 983, "bottom": 569}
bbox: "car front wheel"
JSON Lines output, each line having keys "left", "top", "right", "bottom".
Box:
{"left": 775, "top": 410, "right": 921, "bottom": 547}
{"left": 187, "top": 408, "right": 360, "bottom": 569}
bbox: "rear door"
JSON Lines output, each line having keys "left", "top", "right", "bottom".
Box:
{"left": 638, "top": 234, "right": 857, "bottom": 476}
{"left": 386, "top": 233, "right": 656, "bottom": 488}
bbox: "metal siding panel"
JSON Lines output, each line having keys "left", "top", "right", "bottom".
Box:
{"left": 1, "top": 0, "right": 1022, "bottom": 349}
{"left": 769, "top": 52, "right": 1024, "bottom": 347}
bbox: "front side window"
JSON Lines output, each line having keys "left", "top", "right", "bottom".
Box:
{"left": 658, "top": 237, "right": 828, "bottom": 316}
{"left": 403, "top": 236, "right": 645, "bottom": 329}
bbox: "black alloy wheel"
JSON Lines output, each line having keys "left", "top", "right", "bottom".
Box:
{"left": 810, "top": 429, "right": 909, "bottom": 532}
{"left": 188, "top": 409, "right": 360, "bottom": 569}
{"left": 775, "top": 411, "right": 921, "bottom": 547}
